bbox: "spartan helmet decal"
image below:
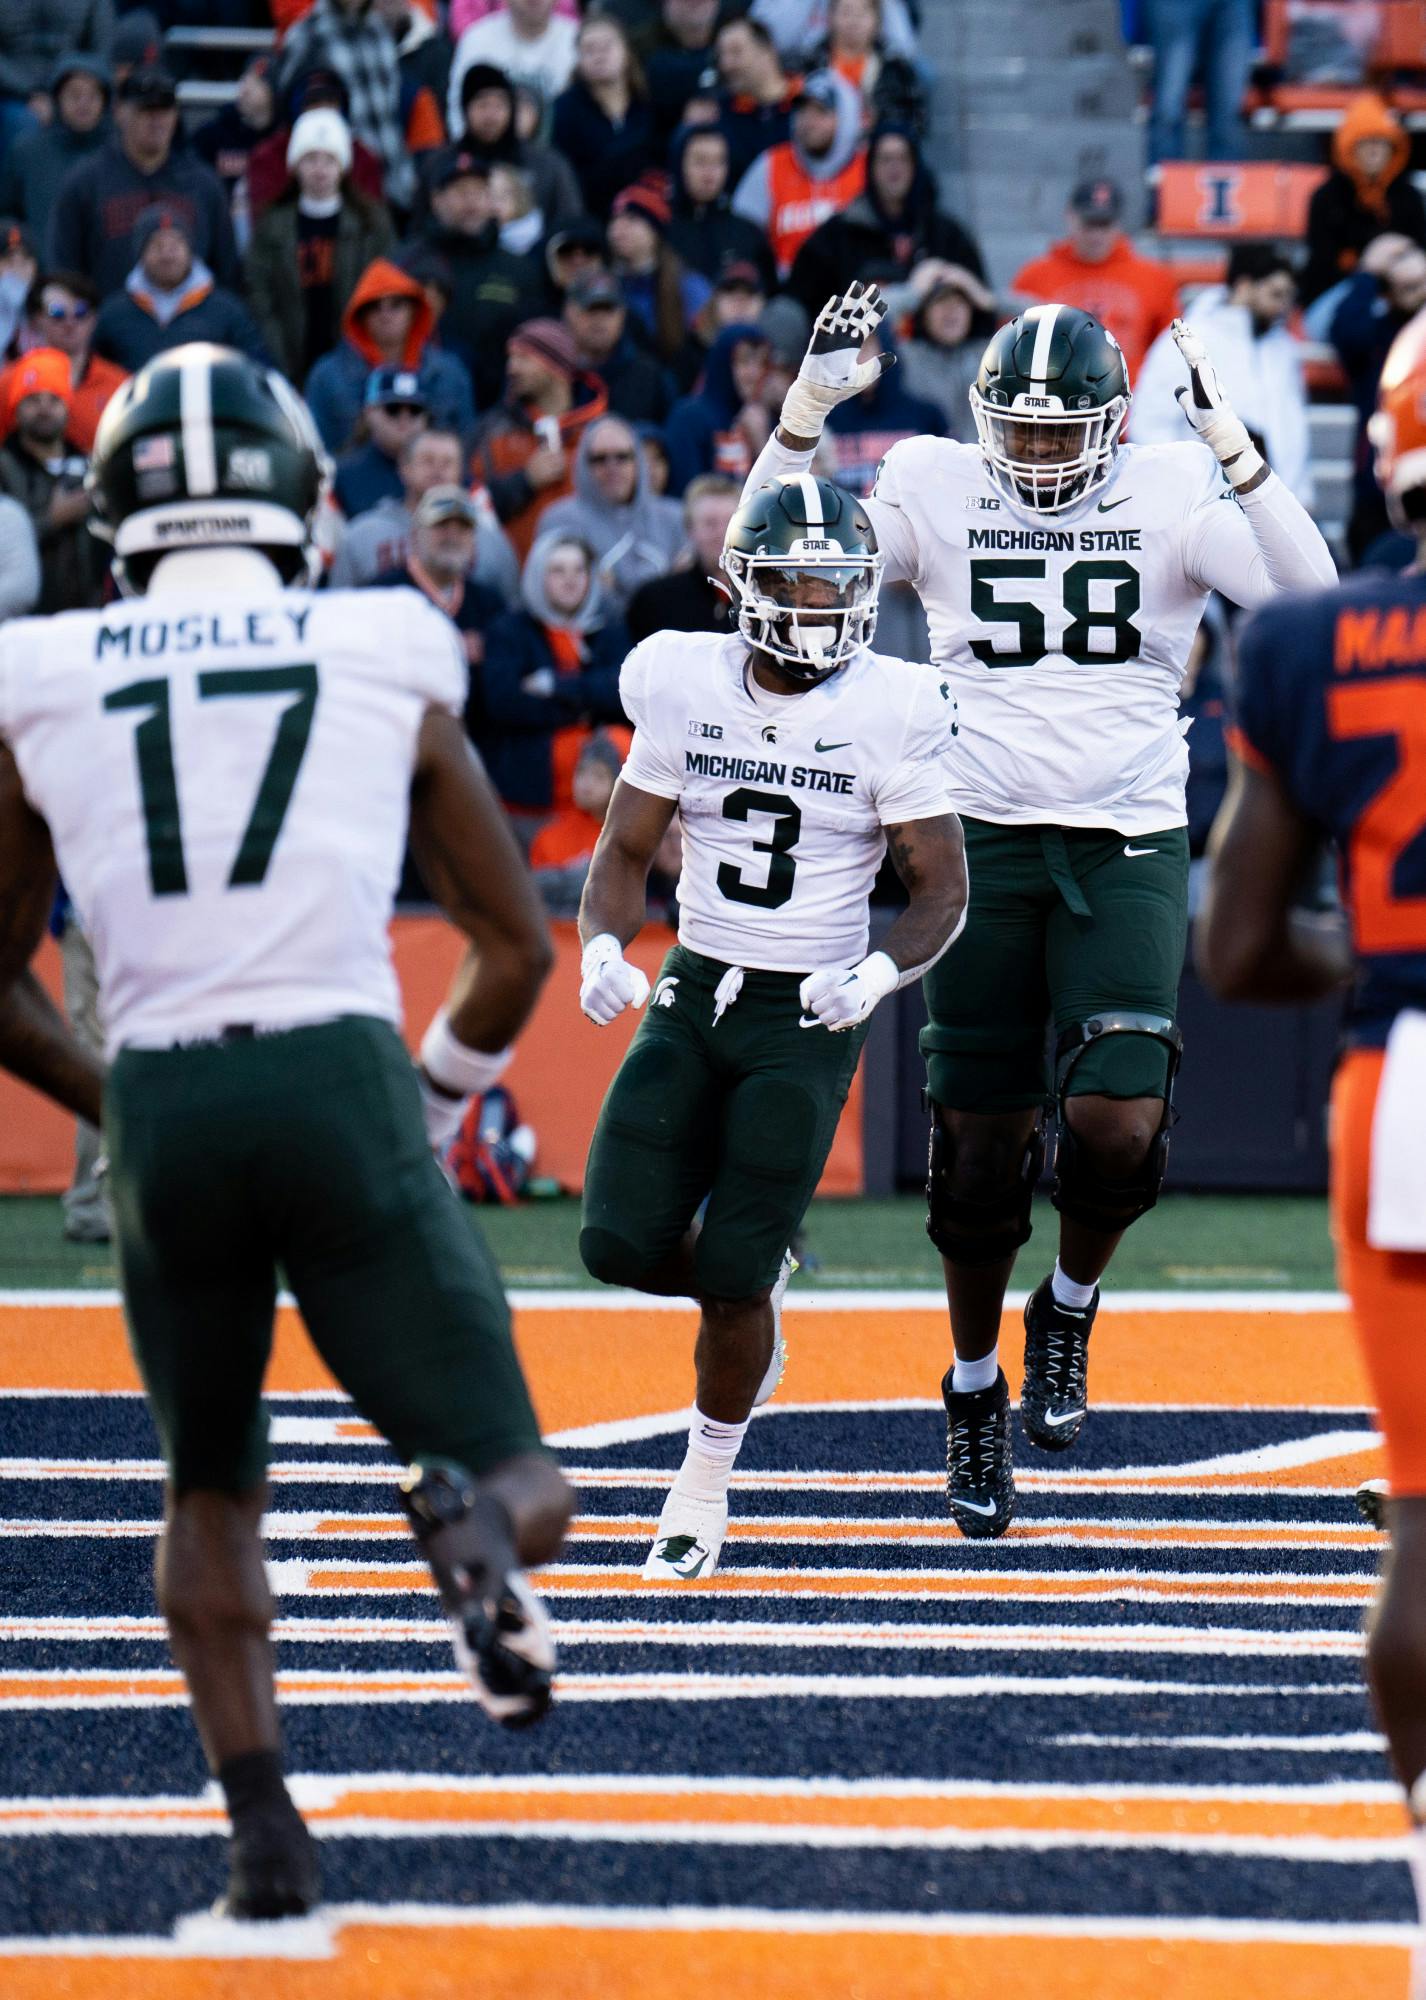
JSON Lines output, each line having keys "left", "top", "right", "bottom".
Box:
{"left": 88, "top": 342, "right": 331, "bottom": 594}
{"left": 723, "top": 474, "right": 883, "bottom": 685}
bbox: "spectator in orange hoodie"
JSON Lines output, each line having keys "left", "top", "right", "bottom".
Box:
{"left": 1011, "top": 178, "right": 1180, "bottom": 382}
{"left": 1301, "top": 93, "right": 1426, "bottom": 306}
{"left": 302, "top": 252, "right": 476, "bottom": 452}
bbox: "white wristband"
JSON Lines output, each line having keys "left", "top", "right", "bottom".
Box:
{"left": 777, "top": 378, "right": 830, "bottom": 445}
{"left": 854, "top": 950, "right": 902, "bottom": 1001}
{"left": 419, "top": 1011, "right": 514, "bottom": 1099}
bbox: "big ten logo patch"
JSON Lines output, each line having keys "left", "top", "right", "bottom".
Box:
{"left": 688, "top": 720, "right": 724, "bottom": 738}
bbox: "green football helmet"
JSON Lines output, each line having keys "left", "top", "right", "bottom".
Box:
{"left": 970, "top": 304, "right": 1130, "bottom": 516}
{"left": 722, "top": 473, "right": 883, "bottom": 684}
{"left": 89, "top": 342, "right": 329, "bottom": 594}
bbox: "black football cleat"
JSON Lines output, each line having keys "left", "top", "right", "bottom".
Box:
{"left": 217, "top": 1801, "right": 320, "bottom": 1920}
{"left": 400, "top": 1462, "right": 556, "bottom": 1729}
{"left": 1021, "top": 1275, "right": 1098, "bottom": 1452}
{"left": 942, "top": 1367, "right": 1015, "bottom": 1539}
{"left": 1356, "top": 1479, "right": 1390, "bottom": 1531}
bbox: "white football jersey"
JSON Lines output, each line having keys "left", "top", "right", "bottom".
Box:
{"left": 0, "top": 575, "right": 465, "bottom": 1054}
{"left": 865, "top": 435, "right": 1296, "bottom": 833}
{"left": 620, "top": 630, "right": 957, "bottom": 974}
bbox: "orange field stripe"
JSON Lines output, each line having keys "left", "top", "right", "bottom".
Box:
{"left": 0, "top": 1303, "right": 1375, "bottom": 1419}
{"left": 552, "top": 1519, "right": 1382, "bottom": 1550}
{"left": 0, "top": 1788, "right": 1408, "bottom": 1841}
{"left": 313, "top": 1566, "right": 1375, "bottom": 1603}
{"left": 0, "top": 1925, "right": 1409, "bottom": 2000}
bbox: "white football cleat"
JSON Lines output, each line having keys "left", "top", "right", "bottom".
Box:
{"left": 641, "top": 1487, "right": 728, "bottom": 1581}
{"left": 754, "top": 1250, "right": 796, "bottom": 1406}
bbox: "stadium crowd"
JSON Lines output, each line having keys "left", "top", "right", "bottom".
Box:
{"left": 0, "top": 0, "right": 1415, "bottom": 900}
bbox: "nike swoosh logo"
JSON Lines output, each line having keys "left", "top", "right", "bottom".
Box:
{"left": 1097, "top": 496, "right": 1132, "bottom": 513}
{"left": 1043, "top": 1407, "right": 1086, "bottom": 1427}
{"left": 799, "top": 1014, "right": 824, "bottom": 1029}
{"left": 953, "top": 1497, "right": 999, "bottom": 1516}
{"left": 1123, "top": 844, "right": 1158, "bottom": 857}
{"left": 815, "top": 739, "right": 852, "bottom": 753}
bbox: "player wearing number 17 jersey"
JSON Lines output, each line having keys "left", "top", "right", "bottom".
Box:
{"left": 1199, "top": 308, "right": 1426, "bottom": 1988}
{"left": 0, "top": 345, "right": 573, "bottom": 1921}
{"left": 577, "top": 472, "right": 968, "bottom": 1582}
{"left": 745, "top": 284, "right": 1339, "bottom": 1537}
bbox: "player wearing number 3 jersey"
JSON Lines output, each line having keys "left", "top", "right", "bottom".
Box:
{"left": 745, "top": 284, "right": 1338, "bottom": 1536}
{"left": 578, "top": 472, "right": 968, "bottom": 1582}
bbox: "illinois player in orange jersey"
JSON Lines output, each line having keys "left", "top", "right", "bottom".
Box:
{"left": 1199, "top": 307, "right": 1426, "bottom": 1964}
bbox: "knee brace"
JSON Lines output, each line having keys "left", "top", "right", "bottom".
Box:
{"left": 925, "top": 1112, "right": 1047, "bottom": 1266}
{"left": 1051, "top": 1011, "right": 1182, "bottom": 1233}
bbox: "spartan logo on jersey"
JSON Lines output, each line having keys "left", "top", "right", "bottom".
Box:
{"left": 761, "top": 725, "right": 778, "bottom": 744}
{"left": 651, "top": 977, "right": 679, "bottom": 1009}
{"left": 971, "top": 305, "right": 1130, "bottom": 518}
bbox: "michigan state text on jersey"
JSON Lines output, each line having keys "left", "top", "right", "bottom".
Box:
{"left": 1198, "top": 305, "right": 1426, "bottom": 1969}
{"left": 576, "top": 472, "right": 968, "bottom": 1584}
{"left": 746, "top": 285, "right": 1338, "bottom": 1538}
{"left": 0, "top": 344, "right": 573, "bottom": 1919}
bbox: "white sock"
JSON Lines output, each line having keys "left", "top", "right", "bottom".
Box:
{"left": 951, "top": 1348, "right": 999, "bottom": 1394}
{"left": 1051, "top": 1259, "right": 1098, "bottom": 1311}
{"left": 672, "top": 1406, "right": 749, "bottom": 1501}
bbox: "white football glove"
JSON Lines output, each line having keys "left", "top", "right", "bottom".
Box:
{"left": 780, "top": 281, "right": 895, "bottom": 443}
{"left": 1171, "top": 318, "right": 1266, "bottom": 489}
{"left": 798, "top": 951, "right": 899, "bottom": 1032}
{"left": 580, "top": 932, "right": 650, "bottom": 1026}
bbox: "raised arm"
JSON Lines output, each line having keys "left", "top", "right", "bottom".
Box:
{"left": 406, "top": 708, "right": 554, "bottom": 1149}
{"left": 576, "top": 777, "right": 677, "bottom": 1025}
{"left": 0, "top": 745, "right": 104, "bottom": 1125}
{"left": 1195, "top": 755, "right": 1353, "bottom": 1003}
{"left": 1171, "top": 319, "right": 1337, "bottom": 600}
{"left": 740, "top": 283, "right": 921, "bottom": 582}
{"left": 799, "top": 811, "right": 968, "bottom": 1031}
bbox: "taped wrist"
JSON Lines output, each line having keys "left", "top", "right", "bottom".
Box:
{"left": 420, "top": 1011, "right": 513, "bottom": 1101}
{"left": 779, "top": 376, "right": 835, "bottom": 444}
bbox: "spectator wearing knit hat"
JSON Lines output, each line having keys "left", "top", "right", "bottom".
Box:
{"left": 472, "top": 315, "right": 608, "bottom": 559}
{"left": 0, "top": 346, "right": 104, "bottom": 612}
{"left": 607, "top": 180, "right": 711, "bottom": 364}
{"left": 448, "top": 0, "right": 579, "bottom": 137}
{"left": 47, "top": 67, "right": 239, "bottom": 301}
{"left": 303, "top": 252, "right": 476, "bottom": 454}
{"left": 246, "top": 68, "right": 386, "bottom": 224}
{"left": 0, "top": 267, "right": 126, "bottom": 453}
{"left": 446, "top": 59, "right": 581, "bottom": 236}
{"left": 400, "top": 145, "right": 543, "bottom": 407}
{"left": 274, "top": 0, "right": 416, "bottom": 213}
{"left": 0, "top": 54, "right": 111, "bottom": 240}
{"left": 244, "top": 108, "right": 395, "bottom": 382}
{"left": 92, "top": 205, "right": 270, "bottom": 373}
{"left": 732, "top": 67, "right": 867, "bottom": 281}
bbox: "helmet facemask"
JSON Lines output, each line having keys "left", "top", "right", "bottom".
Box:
{"left": 971, "top": 387, "right": 1129, "bottom": 516}
{"left": 724, "top": 538, "right": 883, "bottom": 686}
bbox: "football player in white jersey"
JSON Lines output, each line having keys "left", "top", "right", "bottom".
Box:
{"left": 0, "top": 345, "right": 574, "bottom": 1919}
{"left": 743, "top": 284, "right": 1338, "bottom": 1537}
{"left": 576, "top": 472, "right": 968, "bottom": 1581}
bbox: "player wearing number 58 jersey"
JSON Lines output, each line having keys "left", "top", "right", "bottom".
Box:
{"left": 745, "top": 284, "right": 1338, "bottom": 1537}
{"left": 0, "top": 345, "right": 574, "bottom": 1921}
{"left": 578, "top": 472, "right": 968, "bottom": 1582}
{"left": 1198, "top": 309, "right": 1426, "bottom": 1976}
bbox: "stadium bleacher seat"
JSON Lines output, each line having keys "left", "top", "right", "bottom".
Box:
{"left": 1155, "top": 159, "right": 1328, "bottom": 235}
{"left": 1258, "top": 0, "right": 1426, "bottom": 125}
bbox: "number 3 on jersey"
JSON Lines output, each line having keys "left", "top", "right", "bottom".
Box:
{"left": 104, "top": 665, "right": 318, "bottom": 898}
{"left": 717, "top": 786, "right": 801, "bottom": 908}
